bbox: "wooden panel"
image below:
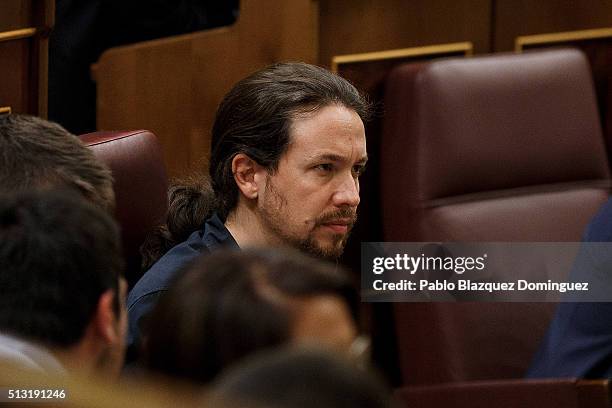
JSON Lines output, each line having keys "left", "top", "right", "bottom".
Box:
{"left": 0, "top": 0, "right": 53, "bottom": 117}
{"left": 0, "top": 0, "right": 53, "bottom": 33}
{"left": 516, "top": 28, "right": 612, "bottom": 170}
{"left": 0, "top": 39, "right": 35, "bottom": 113}
{"left": 95, "top": 0, "right": 318, "bottom": 177}
{"left": 319, "top": 0, "right": 490, "bottom": 67}
{"left": 35, "top": 0, "right": 53, "bottom": 117}
{"left": 0, "top": 0, "right": 33, "bottom": 32}
{"left": 494, "top": 0, "right": 612, "bottom": 51}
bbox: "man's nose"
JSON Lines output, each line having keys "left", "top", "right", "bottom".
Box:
{"left": 332, "top": 175, "right": 360, "bottom": 208}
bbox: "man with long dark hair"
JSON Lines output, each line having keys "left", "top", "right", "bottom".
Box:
{"left": 128, "top": 62, "right": 370, "bottom": 360}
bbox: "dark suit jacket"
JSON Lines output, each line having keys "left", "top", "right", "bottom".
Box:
{"left": 126, "top": 213, "right": 238, "bottom": 362}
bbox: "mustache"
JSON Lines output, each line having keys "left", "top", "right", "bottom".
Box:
{"left": 315, "top": 208, "right": 358, "bottom": 227}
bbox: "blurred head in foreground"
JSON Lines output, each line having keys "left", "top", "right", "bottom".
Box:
{"left": 144, "top": 248, "right": 359, "bottom": 383}
{"left": 0, "top": 113, "right": 114, "bottom": 210}
{"left": 0, "top": 190, "right": 127, "bottom": 377}
{"left": 214, "top": 347, "right": 391, "bottom": 408}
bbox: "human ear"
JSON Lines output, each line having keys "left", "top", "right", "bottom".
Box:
{"left": 94, "top": 290, "right": 120, "bottom": 344}
{"left": 232, "top": 153, "right": 263, "bottom": 199}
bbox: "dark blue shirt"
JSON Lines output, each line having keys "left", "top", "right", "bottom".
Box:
{"left": 126, "top": 213, "right": 239, "bottom": 359}
{"left": 527, "top": 198, "right": 612, "bottom": 378}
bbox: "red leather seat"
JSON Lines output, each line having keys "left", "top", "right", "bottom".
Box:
{"left": 81, "top": 130, "right": 168, "bottom": 287}
{"left": 380, "top": 48, "right": 610, "bottom": 384}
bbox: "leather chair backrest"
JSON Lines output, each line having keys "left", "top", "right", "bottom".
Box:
{"left": 81, "top": 130, "right": 168, "bottom": 287}
{"left": 380, "top": 48, "right": 610, "bottom": 384}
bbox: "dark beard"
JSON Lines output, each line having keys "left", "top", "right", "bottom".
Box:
{"left": 297, "top": 229, "right": 351, "bottom": 261}
{"left": 298, "top": 207, "right": 357, "bottom": 260}
{"left": 260, "top": 179, "right": 356, "bottom": 260}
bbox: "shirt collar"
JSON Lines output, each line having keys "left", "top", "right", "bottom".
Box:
{"left": 202, "top": 213, "right": 239, "bottom": 250}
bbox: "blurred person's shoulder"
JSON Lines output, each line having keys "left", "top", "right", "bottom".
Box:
{"left": 585, "top": 198, "right": 612, "bottom": 242}
{"left": 0, "top": 333, "right": 66, "bottom": 376}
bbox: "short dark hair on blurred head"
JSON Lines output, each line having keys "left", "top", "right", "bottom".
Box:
{"left": 144, "top": 248, "right": 358, "bottom": 384}
{"left": 0, "top": 114, "right": 114, "bottom": 210}
{"left": 0, "top": 189, "right": 124, "bottom": 347}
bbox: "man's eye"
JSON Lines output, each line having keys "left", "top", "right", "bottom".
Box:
{"left": 352, "top": 165, "right": 366, "bottom": 177}
{"left": 315, "top": 163, "right": 334, "bottom": 172}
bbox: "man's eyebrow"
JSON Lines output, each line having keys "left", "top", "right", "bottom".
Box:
{"left": 309, "top": 153, "right": 346, "bottom": 163}
{"left": 308, "top": 153, "right": 368, "bottom": 164}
